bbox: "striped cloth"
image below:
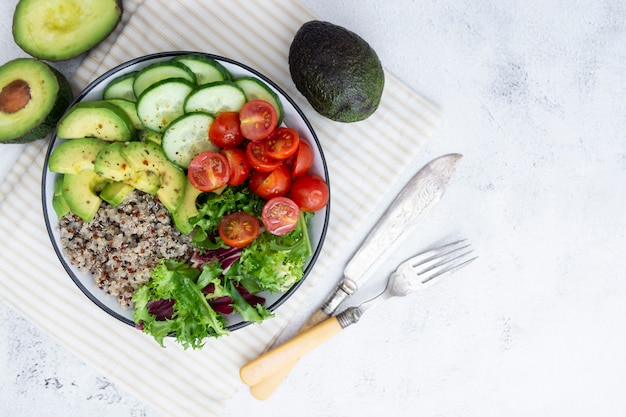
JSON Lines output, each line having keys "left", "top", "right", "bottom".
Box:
{"left": 0, "top": 1, "right": 442, "bottom": 416}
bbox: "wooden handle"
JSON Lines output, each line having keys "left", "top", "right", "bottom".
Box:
{"left": 246, "top": 309, "right": 332, "bottom": 399}
{"left": 249, "top": 358, "right": 299, "bottom": 400}
{"left": 240, "top": 316, "right": 343, "bottom": 387}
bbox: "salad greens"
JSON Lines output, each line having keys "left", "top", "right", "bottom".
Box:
{"left": 133, "top": 185, "right": 314, "bottom": 349}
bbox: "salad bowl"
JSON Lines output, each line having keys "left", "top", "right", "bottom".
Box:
{"left": 42, "top": 51, "right": 330, "bottom": 333}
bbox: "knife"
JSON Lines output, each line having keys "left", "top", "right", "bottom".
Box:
{"left": 243, "top": 153, "right": 463, "bottom": 399}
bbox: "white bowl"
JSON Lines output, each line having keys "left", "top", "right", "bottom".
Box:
{"left": 42, "top": 51, "right": 330, "bottom": 331}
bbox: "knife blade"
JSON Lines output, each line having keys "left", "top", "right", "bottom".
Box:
{"left": 305, "top": 152, "right": 463, "bottom": 327}
{"left": 244, "top": 153, "right": 462, "bottom": 399}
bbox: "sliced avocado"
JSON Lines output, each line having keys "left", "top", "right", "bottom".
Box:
{"left": 141, "top": 129, "right": 163, "bottom": 145}
{"left": 289, "top": 20, "right": 385, "bottom": 122}
{"left": 171, "top": 177, "right": 204, "bottom": 234}
{"left": 94, "top": 141, "right": 161, "bottom": 195}
{"left": 57, "top": 100, "right": 136, "bottom": 141}
{"left": 95, "top": 140, "right": 185, "bottom": 211}
{"left": 157, "top": 161, "right": 186, "bottom": 213}
{"left": 52, "top": 174, "right": 70, "bottom": 218}
{"left": 62, "top": 169, "right": 110, "bottom": 222}
{"left": 12, "top": 0, "right": 123, "bottom": 62}
{"left": 106, "top": 98, "right": 142, "bottom": 130}
{"left": 0, "top": 58, "right": 72, "bottom": 144}
{"left": 120, "top": 141, "right": 186, "bottom": 212}
{"left": 99, "top": 181, "right": 134, "bottom": 206}
{"left": 94, "top": 141, "right": 134, "bottom": 182}
{"left": 48, "top": 138, "right": 108, "bottom": 174}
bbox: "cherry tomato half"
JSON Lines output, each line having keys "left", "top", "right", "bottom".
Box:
{"left": 248, "top": 165, "right": 292, "bottom": 200}
{"left": 262, "top": 197, "right": 300, "bottom": 236}
{"left": 239, "top": 100, "right": 278, "bottom": 141}
{"left": 188, "top": 151, "right": 230, "bottom": 192}
{"left": 221, "top": 148, "right": 251, "bottom": 186}
{"left": 218, "top": 212, "right": 260, "bottom": 248}
{"left": 209, "top": 111, "right": 244, "bottom": 148}
{"left": 287, "top": 139, "right": 315, "bottom": 177}
{"left": 246, "top": 140, "right": 282, "bottom": 172}
{"left": 290, "top": 173, "right": 329, "bottom": 212}
{"left": 265, "top": 127, "right": 300, "bottom": 160}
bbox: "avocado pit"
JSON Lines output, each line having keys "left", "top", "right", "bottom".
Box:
{"left": 0, "top": 79, "right": 31, "bottom": 114}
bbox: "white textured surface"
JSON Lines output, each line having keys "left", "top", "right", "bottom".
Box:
{"left": 2, "top": 1, "right": 626, "bottom": 416}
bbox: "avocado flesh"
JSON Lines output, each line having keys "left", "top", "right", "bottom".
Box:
{"left": 12, "top": 0, "right": 123, "bottom": 62}
{"left": 171, "top": 177, "right": 204, "bottom": 235}
{"left": 52, "top": 174, "right": 70, "bottom": 218}
{"left": 99, "top": 181, "right": 134, "bottom": 206}
{"left": 94, "top": 141, "right": 185, "bottom": 212}
{"left": 57, "top": 101, "right": 137, "bottom": 141}
{"left": 62, "top": 170, "right": 109, "bottom": 222}
{"left": 0, "top": 58, "right": 73, "bottom": 144}
{"left": 48, "top": 138, "right": 109, "bottom": 174}
{"left": 94, "top": 142, "right": 161, "bottom": 195}
{"left": 289, "top": 20, "right": 385, "bottom": 122}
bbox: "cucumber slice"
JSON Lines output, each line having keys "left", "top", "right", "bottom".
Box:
{"left": 162, "top": 112, "right": 218, "bottom": 168}
{"left": 173, "top": 54, "right": 232, "bottom": 85}
{"left": 235, "top": 76, "right": 284, "bottom": 125}
{"left": 136, "top": 78, "right": 195, "bottom": 133}
{"left": 133, "top": 61, "right": 196, "bottom": 98}
{"left": 184, "top": 81, "right": 246, "bottom": 115}
{"left": 103, "top": 71, "right": 138, "bottom": 102}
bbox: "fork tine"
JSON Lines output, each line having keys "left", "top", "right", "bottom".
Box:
{"left": 410, "top": 240, "right": 477, "bottom": 284}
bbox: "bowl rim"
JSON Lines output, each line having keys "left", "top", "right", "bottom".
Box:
{"left": 41, "top": 51, "right": 330, "bottom": 332}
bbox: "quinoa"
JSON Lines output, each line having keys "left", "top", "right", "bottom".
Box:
{"left": 58, "top": 190, "right": 193, "bottom": 308}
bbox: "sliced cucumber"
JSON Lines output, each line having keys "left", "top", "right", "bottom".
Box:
{"left": 106, "top": 98, "right": 142, "bottom": 130}
{"left": 173, "top": 54, "right": 231, "bottom": 85}
{"left": 136, "top": 78, "right": 195, "bottom": 133}
{"left": 103, "top": 71, "right": 138, "bottom": 102}
{"left": 184, "top": 81, "right": 246, "bottom": 115}
{"left": 235, "top": 76, "right": 284, "bottom": 125}
{"left": 162, "top": 112, "right": 218, "bottom": 168}
{"left": 133, "top": 61, "right": 196, "bottom": 98}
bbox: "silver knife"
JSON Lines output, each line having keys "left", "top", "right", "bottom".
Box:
{"left": 303, "top": 153, "right": 463, "bottom": 328}
{"left": 243, "top": 153, "right": 463, "bottom": 399}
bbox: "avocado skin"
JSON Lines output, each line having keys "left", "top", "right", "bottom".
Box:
{"left": 289, "top": 20, "right": 385, "bottom": 123}
{"left": 0, "top": 60, "right": 73, "bottom": 144}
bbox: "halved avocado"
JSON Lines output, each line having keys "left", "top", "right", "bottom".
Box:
{"left": 0, "top": 58, "right": 72, "bottom": 144}
{"left": 12, "top": 0, "right": 123, "bottom": 62}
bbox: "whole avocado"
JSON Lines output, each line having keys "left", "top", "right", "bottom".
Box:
{"left": 289, "top": 20, "right": 385, "bottom": 123}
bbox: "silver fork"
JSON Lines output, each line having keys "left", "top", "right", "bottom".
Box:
{"left": 240, "top": 240, "right": 477, "bottom": 387}
{"left": 337, "top": 239, "right": 476, "bottom": 327}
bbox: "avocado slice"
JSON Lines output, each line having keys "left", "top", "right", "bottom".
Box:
{"left": 62, "top": 170, "right": 110, "bottom": 222}
{"left": 95, "top": 141, "right": 186, "bottom": 212}
{"left": 48, "top": 138, "right": 109, "bottom": 174}
{"left": 57, "top": 101, "right": 137, "bottom": 141}
{"left": 52, "top": 174, "right": 70, "bottom": 218}
{"left": 0, "top": 58, "right": 72, "bottom": 144}
{"left": 171, "top": 177, "right": 204, "bottom": 235}
{"left": 94, "top": 142, "right": 161, "bottom": 195}
{"left": 289, "top": 20, "right": 385, "bottom": 122}
{"left": 12, "top": 0, "right": 123, "bottom": 62}
{"left": 99, "top": 181, "right": 134, "bottom": 206}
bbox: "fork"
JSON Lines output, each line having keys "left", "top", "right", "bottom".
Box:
{"left": 240, "top": 240, "right": 477, "bottom": 388}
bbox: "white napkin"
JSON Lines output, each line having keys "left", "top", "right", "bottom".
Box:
{"left": 0, "top": 1, "right": 442, "bottom": 416}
